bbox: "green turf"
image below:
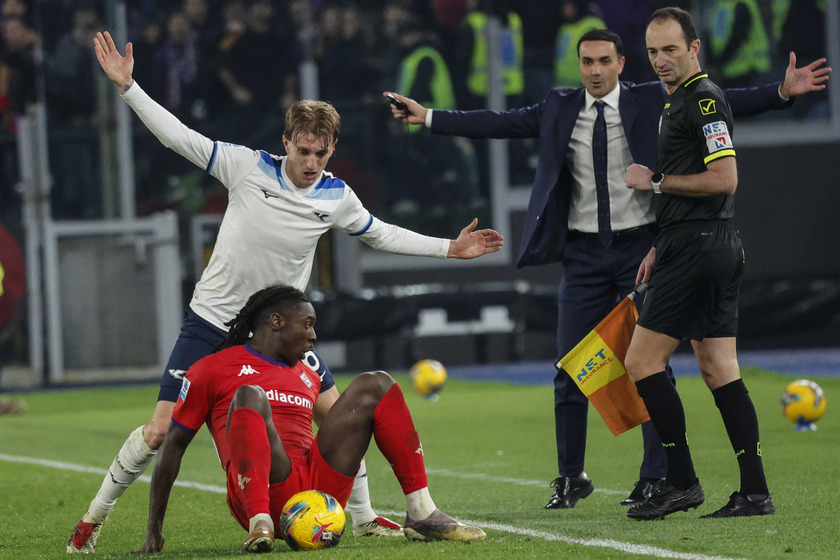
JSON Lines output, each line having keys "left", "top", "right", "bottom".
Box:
{"left": 0, "top": 368, "right": 838, "bottom": 559}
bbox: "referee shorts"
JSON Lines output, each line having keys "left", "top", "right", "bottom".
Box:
{"left": 638, "top": 221, "right": 743, "bottom": 341}
{"left": 158, "top": 308, "right": 335, "bottom": 403}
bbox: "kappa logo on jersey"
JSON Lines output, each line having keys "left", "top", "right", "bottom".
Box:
{"left": 699, "top": 98, "right": 716, "bottom": 115}
{"left": 179, "top": 378, "right": 191, "bottom": 401}
{"left": 313, "top": 211, "right": 330, "bottom": 221}
{"left": 299, "top": 372, "right": 314, "bottom": 388}
{"left": 238, "top": 364, "right": 259, "bottom": 376}
{"left": 168, "top": 368, "right": 187, "bottom": 380}
{"left": 238, "top": 474, "right": 251, "bottom": 490}
{"left": 703, "top": 121, "right": 732, "bottom": 152}
{"left": 261, "top": 189, "right": 278, "bottom": 199}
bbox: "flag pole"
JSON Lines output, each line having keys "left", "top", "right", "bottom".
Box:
{"left": 630, "top": 282, "right": 648, "bottom": 301}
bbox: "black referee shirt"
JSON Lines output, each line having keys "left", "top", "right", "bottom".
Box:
{"left": 655, "top": 71, "right": 736, "bottom": 229}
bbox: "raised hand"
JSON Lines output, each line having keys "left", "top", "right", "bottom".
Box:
{"left": 93, "top": 31, "right": 135, "bottom": 94}
{"left": 779, "top": 51, "right": 831, "bottom": 99}
{"left": 382, "top": 92, "right": 428, "bottom": 125}
{"left": 447, "top": 218, "right": 505, "bottom": 259}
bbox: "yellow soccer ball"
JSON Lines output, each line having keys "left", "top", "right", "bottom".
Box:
{"left": 409, "top": 359, "right": 447, "bottom": 397}
{"left": 781, "top": 379, "right": 827, "bottom": 427}
{"left": 279, "top": 490, "right": 345, "bottom": 551}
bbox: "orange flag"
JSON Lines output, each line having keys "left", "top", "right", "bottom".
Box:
{"left": 555, "top": 293, "right": 649, "bottom": 436}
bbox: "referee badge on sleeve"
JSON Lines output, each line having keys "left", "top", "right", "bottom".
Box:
{"left": 703, "top": 121, "right": 732, "bottom": 153}
{"left": 699, "top": 98, "right": 716, "bottom": 115}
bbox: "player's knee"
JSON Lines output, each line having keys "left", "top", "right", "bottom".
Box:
{"left": 355, "top": 370, "right": 396, "bottom": 399}
{"left": 695, "top": 354, "right": 722, "bottom": 379}
{"left": 143, "top": 421, "right": 168, "bottom": 450}
{"left": 231, "top": 384, "right": 272, "bottom": 416}
{"left": 624, "top": 352, "right": 644, "bottom": 381}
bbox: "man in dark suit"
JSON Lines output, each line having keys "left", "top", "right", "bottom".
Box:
{"left": 384, "top": 29, "right": 830, "bottom": 510}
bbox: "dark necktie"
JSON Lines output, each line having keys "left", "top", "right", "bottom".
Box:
{"left": 592, "top": 101, "right": 612, "bottom": 245}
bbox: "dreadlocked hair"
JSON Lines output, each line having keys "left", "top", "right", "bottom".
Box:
{"left": 214, "top": 284, "right": 310, "bottom": 352}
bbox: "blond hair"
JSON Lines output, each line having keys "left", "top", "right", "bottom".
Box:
{"left": 283, "top": 100, "right": 341, "bottom": 144}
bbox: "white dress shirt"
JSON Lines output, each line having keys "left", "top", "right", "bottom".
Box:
{"left": 566, "top": 86, "right": 655, "bottom": 233}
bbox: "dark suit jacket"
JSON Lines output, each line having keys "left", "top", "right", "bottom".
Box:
{"left": 430, "top": 80, "right": 791, "bottom": 268}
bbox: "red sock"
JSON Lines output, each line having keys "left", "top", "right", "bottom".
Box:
{"left": 227, "top": 407, "right": 271, "bottom": 518}
{"left": 373, "top": 383, "right": 428, "bottom": 494}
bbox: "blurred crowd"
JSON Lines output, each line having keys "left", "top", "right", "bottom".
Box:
{"left": 0, "top": 0, "right": 829, "bottom": 232}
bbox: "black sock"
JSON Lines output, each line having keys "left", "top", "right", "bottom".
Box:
{"left": 635, "top": 371, "right": 697, "bottom": 490}
{"left": 712, "top": 379, "right": 769, "bottom": 497}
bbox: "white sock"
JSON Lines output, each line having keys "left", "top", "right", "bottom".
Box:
{"left": 248, "top": 513, "right": 274, "bottom": 534}
{"left": 82, "top": 425, "right": 157, "bottom": 523}
{"left": 344, "top": 458, "right": 377, "bottom": 525}
{"left": 406, "top": 487, "right": 436, "bottom": 521}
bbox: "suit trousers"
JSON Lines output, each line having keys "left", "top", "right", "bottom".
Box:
{"left": 553, "top": 226, "right": 672, "bottom": 480}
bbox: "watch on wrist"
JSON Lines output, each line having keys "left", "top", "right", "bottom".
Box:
{"left": 651, "top": 172, "right": 664, "bottom": 194}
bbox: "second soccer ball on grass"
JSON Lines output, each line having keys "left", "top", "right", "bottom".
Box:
{"left": 781, "top": 379, "right": 827, "bottom": 430}
{"left": 409, "top": 359, "right": 448, "bottom": 398}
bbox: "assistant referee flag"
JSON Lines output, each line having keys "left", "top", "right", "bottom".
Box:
{"left": 555, "top": 289, "right": 649, "bottom": 436}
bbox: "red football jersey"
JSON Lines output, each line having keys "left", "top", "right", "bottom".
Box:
{"left": 172, "top": 344, "right": 322, "bottom": 468}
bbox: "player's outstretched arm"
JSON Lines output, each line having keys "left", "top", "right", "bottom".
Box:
{"left": 139, "top": 424, "right": 196, "bottom": 554}
{"left": 93, "top": 31, "right": 134, "bottom": 94}
{"left": 382, "top": 91, "right": 428, "bottom": 125}
{"left": 94, "top": 32, "right": 217, "bottom": 171}
{"left": 447, "top": 218, "right": 505, "bottom": 259}
{"left": 779, "top": 51, "right": 831, "bottom": 99}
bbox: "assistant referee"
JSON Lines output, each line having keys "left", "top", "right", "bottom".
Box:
{"left": 622, "top": 7, "right": 778, "bottom": 521}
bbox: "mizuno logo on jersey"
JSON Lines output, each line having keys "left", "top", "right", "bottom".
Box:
{"left": 238, "top": 474, "right": 251, "bottom": 489}
{"left": 239, "top": 364, "right": 259, "bottom": 376}
{"left": 314, "top": 211, "right": 330, "bottom": 221}
{"left": 261, "top": 189, "right": 278, "bottom": 199}
{"left": 168, "top": 369, "right": 187, "bottom": 379}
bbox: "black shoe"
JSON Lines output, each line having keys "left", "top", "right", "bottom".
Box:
{"left": 627, "top": 479, "right": 705, "bottom": 520}
{"left": 544, "top": 473, "right": 595, "bottom": 509}
{"left": 700, "top": 492, "right": 775, "bottom": 518}
{"left": 619, "top": 478, "right": 663, "bottom": 506}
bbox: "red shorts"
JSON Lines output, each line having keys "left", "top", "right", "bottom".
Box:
{"left": 225, "top": 435, "right": 355, "bottom": 530}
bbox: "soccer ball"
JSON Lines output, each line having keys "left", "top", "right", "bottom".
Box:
{"left": 781, "top": 379, "right": 826, "bottom": 428}
{"left": 279, "top": 490, "right": 345, "bottom": 551}
{"left": 410, "top": 359, "right": 447, "bottom": 397}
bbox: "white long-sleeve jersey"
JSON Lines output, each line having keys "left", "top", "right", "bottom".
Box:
{"left": 122, "top": 82, "right": 449, "bottom": 331}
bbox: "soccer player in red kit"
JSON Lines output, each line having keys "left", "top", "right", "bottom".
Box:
{"left": 139, "top": 284, "right": 485, "bottom": 554}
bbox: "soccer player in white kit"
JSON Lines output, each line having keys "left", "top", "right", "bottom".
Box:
{"left": 68, "top": 31, "right": 504, "bottom": 554}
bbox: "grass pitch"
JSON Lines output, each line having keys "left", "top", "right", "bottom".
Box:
{"left": 1, "top": 367, "right": 838, "bottom": 559}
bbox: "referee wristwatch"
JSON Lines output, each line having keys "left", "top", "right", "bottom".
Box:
{"left": 651, "top": 172, "right": 664, "bottom": 194}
